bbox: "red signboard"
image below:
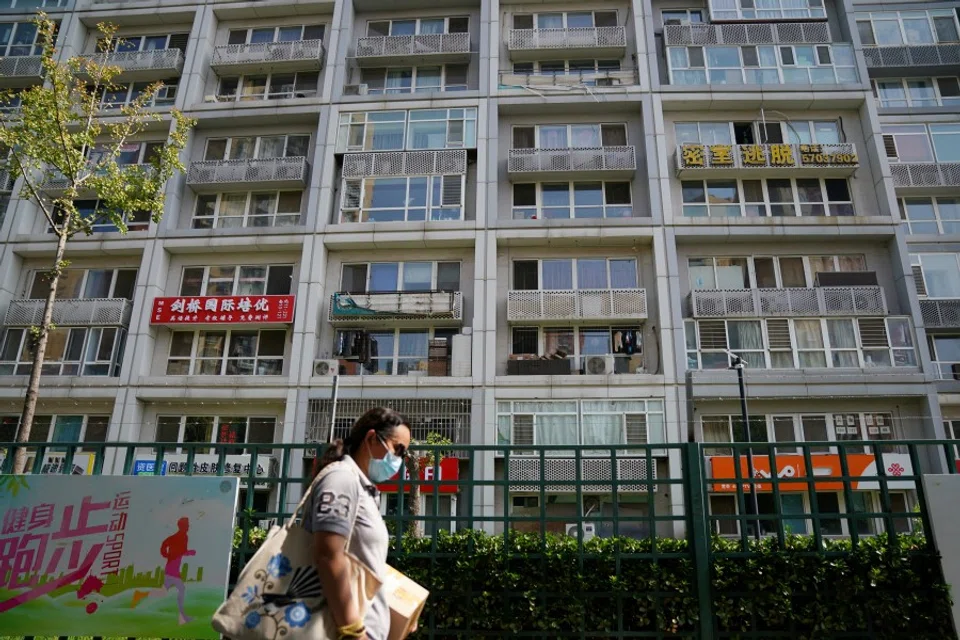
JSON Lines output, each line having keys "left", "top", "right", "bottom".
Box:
{"left": 377, "top": 457, "right": 460, "bottom": 495}
{"left": 150, "top": 295, "right": 295, "bottom": 325}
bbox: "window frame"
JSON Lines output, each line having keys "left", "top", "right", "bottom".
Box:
{"left": 511, "top": 181, "right": 633, "bottom": 220}
{"left": 154, "top": 415, "right": 277, "bottom": 455}
{"left": 873, "top": 77, "right": 960, "bottom": 108}
{"left": 667, "top": 44, "right": 857, "bottom": 86}
{"left": 900, "top": 196, "right": 960, "bottom": 235}
{"left": 365, "top": 17, "right": 469, "bottom": 37}
{"left": 165, "top": 329, "right": 287, "bottom": 376}
{"left": 509, "top": 325, "right": 644, "bottom": 372}
{"left": 217, "top": 72, "right": 319, "bottom": 101}
{"left": 511, "top": 123, "right": 629, "bottom": 149}
{"left": 364, "top": 65, "right": 469, "bottom": 95}
{"left": 332, "top": 327, "right": 457, "bottom": 376}
{"left": 911, "top": 253, "right": 960, "bottom": 298}
{"left": 100, "top": 79, "right": 179, "bottom": 109}
{"left": 203, "top": 134, "right": 310, "bottom": 161}
{"left": 513, "top": 11, "right": 619, "bottom": 30}
{"left": 0, "top": 21, "right": 46, "bottom": 57}
{"left": 178, "top": 264, "right": 294, "bottom": 297}
{"left": 336, "top": 108, "right": 478, "bottom": 152}
{"left": 709, "top": 0, "right": 826, "bottom": 22}
{"left": 687, "top": 254, "right": 867, "bottom": 290}
{"left": 883, "top": 123, "right": 960, "bottom": 163}
{"left": 339, "top": 175, "right": 465, "bottom": 224}
{"left": 661, "top": 9, "right": 705, "bottom": 25}
{"left": 28, "top": 268, "right": 138, "bottom": 300}
{"left": 227, "top": 24, "right": 325, "bottom": 45}
{"left": 511, "top": 258, "right": 639, "bottom": 290}
{"left": 339, "top": 261, "right": 462, "bottom": 293}
{"left": 680, "top": 177, "right": 855, "bottom": 218}
{"left": 856, "top": 10, "right": 960, "bottom": 47}
{"left": 192, "top": 190, "right": 303, "bottom": 229}
{"left": 0, "top": 326, "right": 126, "bottom": 377}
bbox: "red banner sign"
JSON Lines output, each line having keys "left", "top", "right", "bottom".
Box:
{"left": 150, "top": 295, "right": 295, "bottom": 325}
{"left": 709, "top": 453, "right": 914, "bottom": 493}
{"left": 377, "top": 457, "right": 460, "bottom": 495}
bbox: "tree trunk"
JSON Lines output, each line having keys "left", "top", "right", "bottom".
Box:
{"left": 408, "top": 456, "right": 424, "bottom": 537}
{"left": 12, "top": 229, "right": 69, "bottom": 474}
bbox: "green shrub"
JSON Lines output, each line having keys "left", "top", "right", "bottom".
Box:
{"left": 231, "top": 528, "right": 954, "bottom": 639}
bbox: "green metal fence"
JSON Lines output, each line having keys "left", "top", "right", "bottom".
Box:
{"left": 1, "top": 439, "right": 956, "bottom": 639}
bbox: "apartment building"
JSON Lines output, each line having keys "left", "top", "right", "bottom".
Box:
{"left": 0, "top": 0, "right": 952, "bottom": 537}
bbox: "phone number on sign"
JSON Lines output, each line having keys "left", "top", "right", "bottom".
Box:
{"left": 801, "top": 152, "right": 858, "bottom": 165}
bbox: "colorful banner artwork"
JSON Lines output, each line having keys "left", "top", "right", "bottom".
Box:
{"left": 0, "top": 475, "right": 238, "bottom": 638}
{"left": 709, "top": 453, "right": 915, "bottom": 493}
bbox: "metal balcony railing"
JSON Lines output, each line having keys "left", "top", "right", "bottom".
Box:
{"left": 499, "top": 68, "right": 637, "bottom": 88}
{"left": 508, "top": 146, "right": 636, "bottom": 176}
{"left": 891, "top": 163, "right": 960, "bottom": 189}
{"left": 921, "top": 299, "right": 960, "bottom": 329}
{"left": 507, "top": 457, "right": 655, "bottom": 492}
{"left": 664, "top": 22, "right": 831, "bottom": 46}
{"left": 82, "top": 49, "right": 184, "bottom": 77}
{"left": 689, "top": 287, "right": 888, "bottom": 318}
{"left": 863, "top": 44, "right": 960, "bottom": 68}
{"left": 186, "top": 157, "right": 309, "bottom": 188}
{"left": 4, "top": 298, "right": 133, "bottom": 327}
{"left": 355, "top": 33, "right": 470, "bottom": 65}
{"left": 0, "top": 56, "right": 42, "bottom": 79}
{"left": 507, "top": 289, "right": 648, "bottom": 322}
{"left": 676, "top": 143, "right": 858, "bottom": 173}
{"left": 508, "top": 26, "right": 626, "bottom": 53}
{"left": 211, "top": 39, "right": 325, "bottom": 71}
{"left": 328, "top": 291, "right": 463, "bottom": 324}
{"left": 341, "top": 149, "right": 466, "bottom": 179}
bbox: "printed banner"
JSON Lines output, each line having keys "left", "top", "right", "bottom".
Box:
{"left": 709, "top": 453, "right": 915, "bottom": 493}
{"left": 0, "top": 475, "right": 238, "bottom": 638}
{"left": 150, "top": 295, "right": 295, "bottom": 325}
{"left": 377, "top": 457, "right": 460, "bottom": 495}
{"left": 133, "top": 453, "right": 277, "bottom": 488}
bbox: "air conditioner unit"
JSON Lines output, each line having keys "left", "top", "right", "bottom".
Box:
{"left": 314, "top": 359, "right": 340, "bottom": 377}
{"left": 565, "top": 522, "right": 596, "bottom": 541}
{"left": 450, "top": 334, "right": 472, "bottom": 376}
{"left": 584, "top": 355, "right": 616, "bottom": 375}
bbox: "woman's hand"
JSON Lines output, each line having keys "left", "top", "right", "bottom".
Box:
{"left": 314, "top": 531, "right": 361, "bottom": 629}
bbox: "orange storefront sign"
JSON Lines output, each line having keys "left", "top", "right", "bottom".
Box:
{"left": 709, "top": 453, "right": 914, "bottom": 493}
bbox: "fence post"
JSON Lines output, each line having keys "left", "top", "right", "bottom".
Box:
{"left": 683, "top": 443, "right": 714, "bottom": 640}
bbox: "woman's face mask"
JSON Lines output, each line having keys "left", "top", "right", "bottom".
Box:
{"left": 366, "top": 434, "right": 404, "bottom": 483}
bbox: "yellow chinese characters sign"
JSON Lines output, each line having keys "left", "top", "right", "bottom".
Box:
{"left": 681, "top": 143, "right": 860, "bottom": 169}
{"left": 681, "top": 144, "right": 705, "bottom": 167}
{"left": 799, "top": 144, "right": 858, "bottom": 166}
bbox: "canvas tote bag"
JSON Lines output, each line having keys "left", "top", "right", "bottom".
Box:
{"left": 212, "top": 460, "right": 381, "bottom": 640}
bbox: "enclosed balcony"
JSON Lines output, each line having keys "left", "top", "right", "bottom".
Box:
{"left": 4, "top": 298, "right": 133, "bottom": 327}
{"left": 507, "top": 289, "right": 647, "bottom": 323}
{"left": 508, "top": 146, "right": 636, "bottom": 180}
{"left": 689, "top": 287, "right": 888, "bottom": 318}
{"left": 920, "top": 300, "right": 960, "bottom": 329}
{"left": 355, "top": 33, "right": 470, "bottom": 67}
{"left": 81, "top": 49, "right": 184, "bottom": 81}
{"left": 0, "top": 56, "right": 43, "bottom": 86}
{"left": 507, "top": 26, "right": 626, "bottom": 61}
{"left": 676, "top": 143, "right": 858, "bottom": 177}
{"left": 663, "top": 22, "right": 831, "bottom": 47}
{"left": 863, "top": 44, "right": 960, "bottom": 70}
{"left": 507, "top": 457, "right": 655, "bottom": 492}
{"left": 328, "top": 291, "right": 463, "bottom": 326}
{"left": 341, "top": 149, "right": 467, "bottom": 179}
{"left": 211, "top": 40, "right": 325, "bottom": 74}
{"left": 666, "top": 44, "right": 858, "bottom": 86}
{"left": 891, "top": 163, "right": 960, "bottom": 190}
{"left": 186, "top": 157, "right": 309, "bottom": 192}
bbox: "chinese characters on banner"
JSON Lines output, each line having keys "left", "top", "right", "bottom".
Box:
{"left": 0, "top": 475, "right": 237, "bottom": 638}
{"left": 150, "top": 295, "right": 295, "bottom": 325}
{"left": 679, "top": 143, "right": 859, "bottom": 169}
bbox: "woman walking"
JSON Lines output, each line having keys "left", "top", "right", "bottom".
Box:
{"left": 304, "top": 407, "right": 412, "bottom": 640}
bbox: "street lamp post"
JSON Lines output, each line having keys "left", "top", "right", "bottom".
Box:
{"left": 730, "top": 354, "right": 762, "bottom": 541}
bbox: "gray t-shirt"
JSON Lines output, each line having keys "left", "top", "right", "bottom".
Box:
{"left": 303, "top": 456, "right": 391, "bottom": 640}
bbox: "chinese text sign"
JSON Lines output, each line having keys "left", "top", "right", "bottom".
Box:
{"left": 151, "top": 295, "right": 295, "bottom": 325}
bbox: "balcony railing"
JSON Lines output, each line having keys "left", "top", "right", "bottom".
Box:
{"left": 507, "top": 457, "right": 655, "bottom": 492}
{"left": 81, "top": 49, "right": 184, "bottom": 79}
{"left": 0, "top": 56, "right": 42, "bottom": 82}
{"left": 187, "top": 157, "right": 309, "bottom": 191}
{"left": 4, "top": 298, "right": 133, "bottom": 327}
{"left": 863, "top": 44, "right": 960, "bottom": 68}
{"left": 211, "top": 39, "right": 325, "bottom": 73}
{"left": 676, "top": 143, "right": 858, "bottom": 175}
{"left": 507, "top": 27, "right": 626, "bottom": 60}
{"left": 499, "top": 68, "right": 637, "bottom": 88}
{"left": 341, "top": 149, "right": 466, "bottom": 179}
{"left": 920, "top": 299, "right": 960, "bottom": 329}
{"left": 355, "top": 33, "right": 470, "bottom": 66}
{"left": 891, "top": 163, "right": 960, "bottom": 189}
{"left": 689, "top": 287, "right": 888, "bottom": 318}
{"left": 507, "top": 353, "right": 646, "bottom": 376}
{"left": 508, "top": 146, "right": 636, "bottom": 178}
{"left": 663, "top": 22, "right": 831, "bottom": 46}
{"left": 933, "top": 361, "right": 960, "bottom": 381}
{"left": 328, "top": 291, "right": 463, "bottom": 325}
{"left": 507, "top": 289, "right": 647, "bottom": 323}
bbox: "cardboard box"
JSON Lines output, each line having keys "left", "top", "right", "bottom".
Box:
{"left": 384, "top": 565, "right": 429, "bottom": 640}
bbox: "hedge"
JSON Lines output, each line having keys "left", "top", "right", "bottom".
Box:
{"left": 232, "top": 529, "right": 955, "bottom": 639}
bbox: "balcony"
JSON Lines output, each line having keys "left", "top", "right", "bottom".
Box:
{"left": 676, "top": 143, "right": 858, "bottom": 177}
{"left": 663, "top": 22, "right": 831, "bottom": 46}
{"left": 211, "top": 39, "right": 325, "bottom": 74}
{"left": 689, "top": 287, "right": 888, "bottom": 318}
{"left": 328, "top": 291, "right": 463, "bottom": 326}
{"left": 341, "top": 149, "right": 467, "bottom": 179}
{"left": 507, "top": 289, "right": 648, "bottom": 323}
{"left": 499, "top": 68, "right": 637, "bottom": 88}
{"left": 186, "top": 157, "right": 309, "bottom": 192}
{"left": 507, "top": 457, "right": 655, "bottom": 492}
{"left": 862, "top": 44, "right": 960, "bottom": 70}
{"left": 0, "top": 56, "right": 43, "bottom": 85}
{"left": 355, "top": 33, "right": 470, "bottom": 67}
{"left": 4, "top": 298, "right": 133, "bottom": 327}
{"left": 508, "top": 146, "right": 636, "bottom": 180}
{"left": 891, "top": 163, "right": 960, "bottom": 190}
{"left": 81, "top": 49, "right": 184, "bottom": 81}
{"left": 920, "top": 300, "right": 960, "bottom": 329}
{"left": 507, "top": 27, "right": 626, "bottom": 61}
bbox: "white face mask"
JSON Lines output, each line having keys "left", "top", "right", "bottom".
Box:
{"left": 366, "top": 436, "right": 404, "bottom": 483}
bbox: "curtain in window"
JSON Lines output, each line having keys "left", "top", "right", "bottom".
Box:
{"left": 539, "top": 126, "right": 568, "bottom": 148}
{"left": 542, "top": 260, "right": 573, "bottom": 289}
{"left": 609, "top": 259, "right": 638, "bottom": 288}
{"left": 827, "top": 319, "right": 857, "bottom": 348}
{"left": 418, "top": 19, "right": 445, "bottom": 34}
{"left": 582, "top": 413, "right": 623, "bottom": 446}
{"left": 715, "top": 258, "right": 748, "bottom": 288}
{"left": 535, "top": 413, "right": 577, "bottom": 445}
{"left": 576, "top": 259, "right": 607, "bottom": 288}
{"left": 728, "top": 321, "right": 763, "bottom": 350}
